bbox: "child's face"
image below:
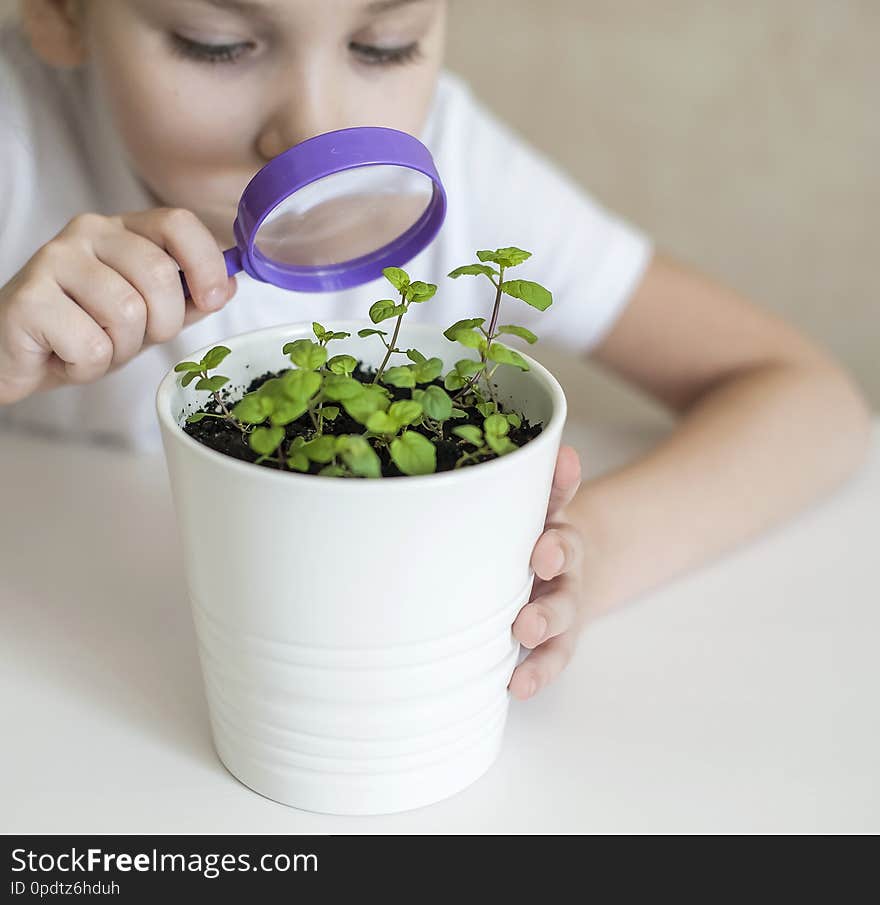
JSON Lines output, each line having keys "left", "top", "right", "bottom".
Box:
{"left": 76, "top": 0, "right": 447, "bottom": 244}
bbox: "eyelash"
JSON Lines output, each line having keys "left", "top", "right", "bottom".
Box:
{"left": 170, "top": 34, "right": 254, "bottom": 64}
{"left": 169, "top": 34, "right": 422, "bottom": 68}
{"left": 349, "top": 41, "right": 423, "bottom": 67}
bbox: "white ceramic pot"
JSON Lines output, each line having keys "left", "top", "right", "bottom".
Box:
{"left": 156, "top": 321, "right": 566, "bottom": 815}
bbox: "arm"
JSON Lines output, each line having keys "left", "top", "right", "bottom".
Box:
{"left": 510, "top": 251, "right": 871, "bottom": 698}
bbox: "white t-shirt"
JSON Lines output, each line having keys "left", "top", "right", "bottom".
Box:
{"left": 0, "top": 25, "right": 652, "bottom": 453}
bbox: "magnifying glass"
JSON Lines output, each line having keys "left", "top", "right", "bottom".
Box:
{"left": 181, "top": 126, "right": 446, "bottom": 297}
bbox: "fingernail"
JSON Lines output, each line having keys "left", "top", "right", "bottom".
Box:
{"left": 527, "top": 678, "right": 537, "bottom": 698}
{"left": 550, "top": 546, "right": 565, "bottom": 574}
{"left": 204, "top": 286, "right": 227, "bottom": 310}
{"left": 533, "top": 615, "right": 548, "bottom": 644}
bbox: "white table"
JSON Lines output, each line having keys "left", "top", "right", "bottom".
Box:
{"left": 1, "top": 350, "right": 878, "bottom": 834}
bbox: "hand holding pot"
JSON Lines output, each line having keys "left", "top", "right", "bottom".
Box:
{"left": 510, "top": 444, "right": 586, "bottom": 700}
{"left": 0, "top": 208, "right": 236, "bottom": 406}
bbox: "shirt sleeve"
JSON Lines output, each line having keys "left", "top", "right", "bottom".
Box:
{"left": 427, "top": 73, "right": 653, "bottom": 353}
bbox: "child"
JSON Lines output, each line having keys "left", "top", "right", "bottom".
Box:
{"left": 0, "top": 0, "right": 870, "bottom": 702}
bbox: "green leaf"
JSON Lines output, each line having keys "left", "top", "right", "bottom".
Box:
{"left": 500, "top": 279, "right": 552, "bottom": 311}
{"left": 284, "top": 339, "right": 328, "bottom": 371}
{"left": 337, "top": 435, "right": 382, "bottom": 479}
{"left": 329, "top": 331, "right": 351, "bottom": 341}
{"left": 303, "top": 435, "right": 337, "bottom": 464}
{"left": 417, "top": 385, "right": 453, "bottom": 421}
{"left": 358, "top": 328, "right": 388, "bottom": 338}
{"left": 255, "top": 376, "right": 285, "bottom": 400}
{"left": 369, "top": 299, "right": 406, "bottom": 324}
{"left": 391, "top": 431, "right": 437, "bottom": 476}
{"left": 443, "top": 318, "right": 485, "bottom": 341}
{"left": 486, "top": 435, "right": 517, "bottom": 456}
{"left": 181, "top": 370, "right": 201, "bottom": 387}
{"left": 287, "top": 450, "right": 310, "bottom": 472}
{"left": 321, "top": 405, "right": 340, "bottom": 421}
{"left": 450, "top": 407, "right": 467, "bottom": 419}
{"left": 497, "top": 324, "right": 538, "bottom": 344}
{"left": 483, "top": 413, "right": 510, "bottom": 438}
{"left": 448, "top": 264, "right": 497, "bottom": 279}
{"left": 322, "top": 375, "right": 364, "bottom": 401}
{"left": 506, "top": 412, "right": 523, "bottom": 429}
{"left": 455, "top": 358, "right": 484, "bottom": 379}
{"left": 281, "top": 369, "right": 322, "bottom": 402}
{"left": 412, "top": 356, "right": 443, "bottom": 384}
{"left": 195, "top": 375, "right": 230, "bottom": 393}
{"left": 477, "top": 247, "right": 532, "bottom": 268}
{"left": 318, "top": 464, "right": 347, "bottom": 478}
{"left": 185, "top": 411, "right": 210, "bottom": 424}
{"left": 444, "top": 371, "right": 464, "bottom": 391}
{"left": 405, "top": 280, "right": 437, "bottom": 303}
{"left": 269, "top": 399, "right": 308, "bottom": 427}
{"left": 381, "top": 366, "right": 416, "bottom": 389}
{"left": 382, "top": 266, "right": 410, "bottom": 291}
{"left": 366, "top": 411, "right": 401, "bottom": 436}
{"left": 487, "top": 342, "right": 530, "bottom": 371}
{"left": 388, "top": 399, "right": 423, "bottom": 427}
{"left": 453, "top": 425, "right": 484, "bottom": 447}
{"left": 201, "top": 346, "right": 231, "bottom": 370}
{"left": 343, "top": 385, "right": 390, "bottom": 425}
{"left": 232, "top": 393, "right": 271, "bottom": 425}
{"left": 451, "top": 329, "right": 486, "bottom": 351}
{"left": 174, "top": 360, "right": 202, "bottom": 373}
{"left": 476, "top": 402, "right": 498, "bottom": 419}
{"left": 249, "top": 426, "right": 284, "bottom": 457}
{"left": 406, "top": 348, "right": 427, "bottom": 364}
{"left": 327, "top": 354, "right": 357, "bottom": 377}
{"left": 312, "top": 321, "right": 327, "bottom": 341}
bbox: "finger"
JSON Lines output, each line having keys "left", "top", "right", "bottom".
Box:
{"left": 509, "top": 634, "right": 577, "bottom": 701}
{"left": 52, "top": 255, "right": 147, "bottom": 367}
{"left": 139, "top": 275, "right": 237, "bottom": 353}
{"left": 531, "top": 522, "right": 583, "bottom": 580}
{"left": 512, "top": 574, "right": 579, "bottom": 649}
{"left": 546, "top": 444, "right": 582, "bottom": 520}
{"left": 5, "top": 280, "right": 114, "bottom": 385}
{"left": 92, "top": 230, "right": 189, "bottom": 345}
{"left": 120, "top": 208, "right": 231, "bottom": 312}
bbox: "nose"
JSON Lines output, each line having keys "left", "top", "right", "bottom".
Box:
{"left": 256, "top": 63, "right": 347, "bottom": 161}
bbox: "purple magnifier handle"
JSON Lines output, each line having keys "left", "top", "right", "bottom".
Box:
{"left": 179, "top": 126, "right": 446, "bottom": 298}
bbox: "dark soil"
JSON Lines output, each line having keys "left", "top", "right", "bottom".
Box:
{"left": 183, "top": 363, "right": 543, "bottom": 477}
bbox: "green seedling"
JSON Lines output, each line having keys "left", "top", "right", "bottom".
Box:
{"left": 359, "top": 267, "right": 439, "bottom": 385}
{"left": 176, "top": 345, "right": 246, "bottom": 434}
{"left": 452, "top": 412, "right": 519, "bottom": 468}
{"left": 445, "top": 246, "right": 551, "bottom": 403}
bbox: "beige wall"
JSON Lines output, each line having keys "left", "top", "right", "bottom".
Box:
{"left": 2, "top": 1, "right": 876, "bottom": 402}
{"left": 446, "top": 1, "right": 878, "bottom": 404}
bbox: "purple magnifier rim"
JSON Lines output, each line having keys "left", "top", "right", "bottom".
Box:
{"left": 232, "top": 127, "right": 447, "bottom": 293}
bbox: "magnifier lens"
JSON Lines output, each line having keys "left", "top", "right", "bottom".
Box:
{"left": 253, "top": 165, "right": 435, "bottom": 268}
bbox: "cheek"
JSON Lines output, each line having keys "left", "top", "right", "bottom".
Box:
{"left": 88, "top": 31, "right": 260, "bottom": 220}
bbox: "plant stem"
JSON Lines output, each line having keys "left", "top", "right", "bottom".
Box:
{"left": 373, "top": 310, "right": 405, "bottom": 384}
{"left": 210, "top": 388, "right": 246, "bottom": 435}
{"left": 452, "top": 268, "right": 505, "bottom": 403}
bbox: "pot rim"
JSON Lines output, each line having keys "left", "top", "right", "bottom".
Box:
{"left": 155, "top": 320, "right": 567, "bottom": 489}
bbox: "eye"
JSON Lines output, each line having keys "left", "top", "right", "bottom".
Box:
{"left": 170, "top": 34, "right": 255, "bottom": 64}
{"left": 349, "top": 41, "right": 422, "bottom": 67}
